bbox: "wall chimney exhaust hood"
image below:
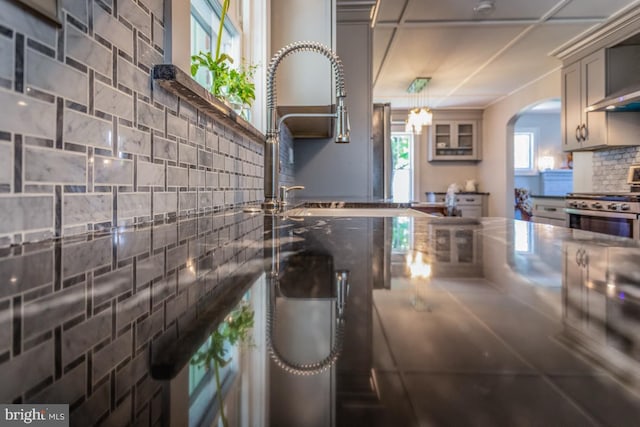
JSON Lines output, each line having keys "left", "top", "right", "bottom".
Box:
{"left": 586, "top": 83, "right": 640, "bottom": 112}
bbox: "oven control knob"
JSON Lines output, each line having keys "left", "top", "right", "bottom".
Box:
{"left": 608, "top": 203, "right": 619, "bottom": 210}
{"left": 621, "top": 203, "right": 631, "bottom": 211}
{"left": 592, "top": 202, "right": 602, "bottom": 209}
{"left": 580, "top": 202, "right": 589, "bottom": 209}
{"left": 568, "top": 201, "right": 578, "bottom": 208}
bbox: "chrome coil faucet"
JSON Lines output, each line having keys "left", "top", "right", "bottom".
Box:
{"left": 263, "top": 41, "right": 350, "bottom": 212}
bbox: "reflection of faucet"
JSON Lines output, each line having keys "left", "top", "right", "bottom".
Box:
{"left": 263, "top": 41, "right": 350, "bottom": 212}
{"left": 267, "top": 270, "right": 350, "bottom": 376}
{"left": 279, "top": 185, "right": 305, "bottom": 206}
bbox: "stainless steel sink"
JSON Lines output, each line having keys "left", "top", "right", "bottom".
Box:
{"left": 281, "top": 207, "right": 432, "bottom": 217}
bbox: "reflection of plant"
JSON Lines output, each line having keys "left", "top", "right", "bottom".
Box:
{"left": 191, "top": 303, "right": 254, "bottom": 427}
{"left": 392, "top": 217, "right": 410, "bottom": 251}
{"left": 515, "top": 187, "right": 532, "bottom": 216}
{"left": 190, "top": 0, "right": 256, "bottom": 111}
{"left": 391, "top": 135, "right": 410, "bottom": 170}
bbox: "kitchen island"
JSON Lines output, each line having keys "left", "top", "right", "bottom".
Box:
{"left": 0, "top": 209, "right": 639, "bottom": 426}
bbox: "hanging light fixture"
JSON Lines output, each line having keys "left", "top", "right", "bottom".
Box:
{"left": 405, "top": 77, "right": 433, "bottom": 134}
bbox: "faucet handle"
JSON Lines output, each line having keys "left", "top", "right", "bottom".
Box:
{"left": 280, "top": 185, "right": 305, "bottom": 205}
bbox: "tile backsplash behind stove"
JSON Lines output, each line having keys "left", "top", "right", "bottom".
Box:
{"left": 0, "top": 0, "right": 266, "bottom": 246}
{"left": 592, "top": 146, "right": 640, "bottom": 192}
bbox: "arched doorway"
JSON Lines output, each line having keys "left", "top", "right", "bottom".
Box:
{"left": 506, "top": 98, "right": 571, "bottom": 219}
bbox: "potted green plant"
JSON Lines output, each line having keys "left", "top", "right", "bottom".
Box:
{"left": 190, "top": 303, "right": 254, "bottom": 427}
{"left": 191, "top": 0, "right": 256, "bottom": 119}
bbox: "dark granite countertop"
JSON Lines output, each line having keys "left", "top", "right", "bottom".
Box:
{"left": 1, "top": 209, "right": 639, "bottom": 425}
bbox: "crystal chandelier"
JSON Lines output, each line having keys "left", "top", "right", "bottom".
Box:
{"left": 405, "top": 77, "right": 433, "bottom": 134}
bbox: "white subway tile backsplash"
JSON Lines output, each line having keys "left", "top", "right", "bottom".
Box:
{"left": 63, "top": 193, "right": 112, "bottom": 226}
{"left": 62, "top": 236, "right": 112, "bottom": 278}
{"left": 62, "top": 0, "right": 88, "bottom": 23}
{"left": 137, "top": 160, "right": 164, "bottom": 186}
{"left": 0, "top": 89, "right": 56, "bottom": 139}
{"left": 26, "top": 49, "right": 87, "bottom": 105}
{"left": 0, "top": 0, "right": 57, "bottom": 47}
{"left": 25, "top": 146, "right": 87, "bottom": 183}
{"left": 167, "top": 166, "right": 187, "bottom": 187}
{"left": 179, "top": 191, "right": 197, "bottom": 212}
{"left": 152, "top": 17, "right": 164, "bottom": 49}
{"left": 64, "top": 108, "right": 113, "bottom": 149}
{"left": 117, "top": 57, "right": 150, "bottom": 97}
{"left": 137, "top": 99, "right": 164, "bottom": 132}
{"left": 95, "top": 80, "right": 133, "bottom": 120}
{"left": 0, "top": 195, "right": 54, "bottom": 234}
{"left": 0, "top": 249, "right": 53, "bottom": 297}
{"left": 153, "top": 191, "right": 177, "bottom": 214}
{"left": 0, "top": 142, "right": 11, "bottom": 186}
{"left": 0, "top": 339, "right": 54, "bottom": 402}
{"left": 94, "top": 156, "right": 133, "bottom": 185}
{"left": 66, "top": 24, "right": 112, "bottom": 77}
{"left": 153, "top": 136, "right": 176, "bottom": 161}
{"left": 117, "top": 192, "right": 150, "bottom": 220}
{"left": 179, "top": 142, "right": 197, "bottom": 165}
{"left": 167, "top": 112, "right": 187, "bottom": 139}
{"left": 117, "top": 0, "right": 152, "bottom": 38}
{"left": 93, "top": 1, "right": 134, "bottom": 56}
{"left": 137, "top": 37, "right": 163, "bottom": 70}
{"left": 593, "top": 146, "right": 640, "bottom": 192}
{"left": 118, "top": 124, "right": 150, "bottom": 156}
{"left": 0, "top": 0, "right": 264, "bottom": 244}
{"left": 0, "top": 34, "right": 13, "bottom": 83}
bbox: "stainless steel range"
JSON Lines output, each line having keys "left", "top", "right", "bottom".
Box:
{"left": 566, "top": 193, "right": 640, "bottom": 239}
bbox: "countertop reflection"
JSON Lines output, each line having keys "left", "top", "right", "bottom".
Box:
{"left": 0, "top": 212, "right": 639, "bottom": 426}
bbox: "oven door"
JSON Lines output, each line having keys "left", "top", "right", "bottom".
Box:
{"left": 566, "top": 208, "right": 639, "bottom": 239}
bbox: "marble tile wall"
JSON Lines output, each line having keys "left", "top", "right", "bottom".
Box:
{"left": 593, "top": 146, "right": 640, "bottom": 192}
{"left": 0, "top": 0, "right": 265, "bottom": 246}
{"left": 0, "top": 211, "right": 264, "bottom": 425}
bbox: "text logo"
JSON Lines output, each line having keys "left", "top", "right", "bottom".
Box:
{"left": 0, "top": 405, "right": 68, "bottom": 426}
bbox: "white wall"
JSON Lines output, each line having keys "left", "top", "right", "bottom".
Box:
{"left": 392, "top": 109, "right": 483, "bottom": 200}
{"left": 481, "top": 70, "right": 561, "bottom": 217}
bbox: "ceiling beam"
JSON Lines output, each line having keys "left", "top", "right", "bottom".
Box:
{"left": 372, "top": 0, "right": 411, "bottom": 88}
{"left": 434, "top": 0, "right": 574, "bottom": 107}
{"left": 376, "top": 17, "right": 604, "bottom": 28}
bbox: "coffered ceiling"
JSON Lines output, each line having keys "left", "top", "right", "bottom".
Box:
{"left": 370, "top": 0, "right": 640, "bottom": 109}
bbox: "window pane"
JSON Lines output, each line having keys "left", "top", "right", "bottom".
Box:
{"left": 514, "top": 133, "right": 533, "bottom": 170}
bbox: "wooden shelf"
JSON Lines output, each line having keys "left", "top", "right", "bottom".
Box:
{"left": 152, "top": 64, "right": 265, "bottom": 142}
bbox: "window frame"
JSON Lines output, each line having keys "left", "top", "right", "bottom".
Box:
{"left": 514, "top": 128, "right": 538, "bottom": 176}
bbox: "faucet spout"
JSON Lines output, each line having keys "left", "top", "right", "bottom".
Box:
{"left": 263, "top": 41, "right": 350, "bottom": 212}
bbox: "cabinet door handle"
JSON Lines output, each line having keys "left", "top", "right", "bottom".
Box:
{"left": 581, "top": 124, "right": 588, "bottom": 141}
{"left": 575, "top": 125, "right": 581, "bottom": 142}
{"left": 543, "top": 207, "right": 557, "bottom": 211}
{"left": 465, "top": 198, "right": 475, "bottom": 202}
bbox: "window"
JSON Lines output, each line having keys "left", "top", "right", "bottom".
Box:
{"left": 391, "top": 132, "right": 413, "bottom": 202}
{"left": 191, "top": 0, "right": 240, "bottom": 88}
{"left": 514, "top": 130, "right": 536, "bottom": 174}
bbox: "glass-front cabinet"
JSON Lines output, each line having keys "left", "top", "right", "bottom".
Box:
{"left": 429, "top": 120, "right": 480, "bottom": 161}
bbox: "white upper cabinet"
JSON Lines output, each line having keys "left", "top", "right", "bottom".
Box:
{"left": 429, "top": 120, "right": 481, "bottom": 161}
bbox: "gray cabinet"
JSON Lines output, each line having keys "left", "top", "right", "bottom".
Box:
{"left": 562, "top": 50, "right": 606, "bottom": 151}
{"left": 434, "top": 193, "right": 486, "bottom": 218}
{"left": 429, "top": 121, "right": 480, "bottom": 161}
{"left": 531, "top": 197, "right": 566, "bottom": 227}
{"left": 563, "top": 242, "right": 608, "bottom": 343}
{"left": 562, "top": 47, "right": 640, "bottom": 152}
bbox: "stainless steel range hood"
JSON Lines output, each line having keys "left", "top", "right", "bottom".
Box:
{"left": 586, "top": 83, "right": 640, "bottom": 112}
